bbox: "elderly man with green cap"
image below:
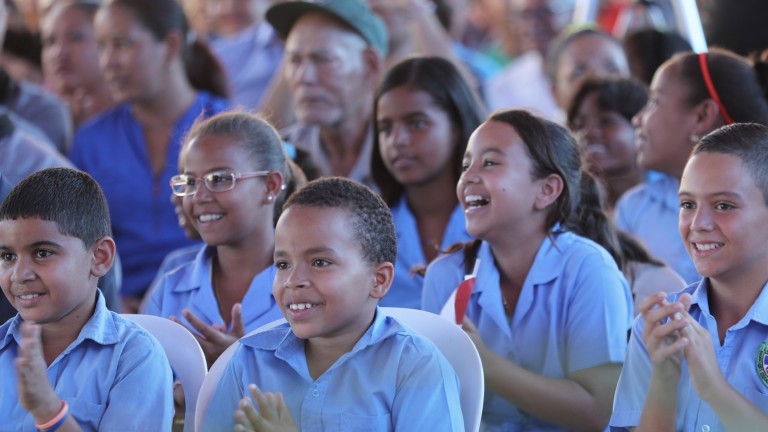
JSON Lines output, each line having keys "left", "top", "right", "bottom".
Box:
{"left": 265, "top": 0, "right": 388, "bottom": 188}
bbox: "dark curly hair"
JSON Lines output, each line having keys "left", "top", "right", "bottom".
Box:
{"left": 282, "top": 177, "right": 397, "bottom": 265}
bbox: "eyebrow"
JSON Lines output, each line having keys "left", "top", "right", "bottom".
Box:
{"left": 274, "top": 246, "right": 338, "bottom": 258}
{"left": 465, "top": 147, "right": 506, "bottom": 158}
{"left": 678, "top": 190, "right": 743, "bottom": 200}
{"left": 0, "top": 240, "right": 63, "bottom": 251}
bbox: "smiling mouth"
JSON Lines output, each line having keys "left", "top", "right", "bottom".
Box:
{"left": 464, "top": 195, "right": 489, "bottom": 210}
{"left": 694, "top": 242, "right": 723, "bottom": 251}
{"left": 288, "top": 303, "right": 317, "bottom": 310}
{"left": 198, "top": 213, "right": 223, "bottom": 223}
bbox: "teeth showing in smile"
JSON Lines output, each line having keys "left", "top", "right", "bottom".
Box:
{"left": 198, "top": 214, "right": 223, "bottom": 223}
{"left": 18, "top": 294, "right": 41, "bottom": 300}
{"left": 695, "top": 243, "right": 722, "bottom": 251}
{"left": 465, "top": 195, "right": 489, "bottom": 208}
{"left": 289, "top": 303, "right": 315, "bottom": 311}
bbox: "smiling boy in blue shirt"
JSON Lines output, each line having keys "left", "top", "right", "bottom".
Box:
{"left": 0, "top": 168, "right": 173, "bottom": 431}
{"left": 202, "top": 177, "right": 464, "bottom": 431}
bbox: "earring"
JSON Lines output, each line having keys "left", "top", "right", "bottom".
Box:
{"left": 267, "top": 195, "right": 273, "bottom": 201}
{"left": 690, "top": 133, "right": 700, "bottom": 143}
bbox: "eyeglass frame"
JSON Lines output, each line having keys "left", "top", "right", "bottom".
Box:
{"left": 169, "top": 170, "right": 272, "bottom": 197}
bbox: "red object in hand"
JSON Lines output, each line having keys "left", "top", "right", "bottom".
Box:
{"left": 455, "top": 278, "right": 475, "bottom": 325}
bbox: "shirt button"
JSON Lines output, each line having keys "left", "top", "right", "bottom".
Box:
{"left": 702, "top": 425, "right": 710, "bottom": 432}
{"left": 312, "top": 389, "right": 319, "bottom": 397}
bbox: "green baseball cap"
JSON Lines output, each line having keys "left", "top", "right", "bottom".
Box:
{"left": 266, "top": 0, "right": 389, "bottom": 57}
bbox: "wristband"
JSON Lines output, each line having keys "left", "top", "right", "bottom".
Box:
{"left": 35, "top": 400, "right": 68, "bottom": 431}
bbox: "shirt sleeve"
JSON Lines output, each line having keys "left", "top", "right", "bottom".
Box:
{"left": 391, "top": 336, "right": 465, "bottom": 431}
{"left": 610, "top": 315, "right": 652, "bottom": 431}
{"left": 421, "top": 253, "right": 464, "bottom": 314}
{"left": 98, "top": 331, "right": 174, "bottom": 430}
{"left": 201, "top": 347, "right": 248, "bottom": 432}
{"left": 563, "top": 249, "right": 633, "bottom": 373}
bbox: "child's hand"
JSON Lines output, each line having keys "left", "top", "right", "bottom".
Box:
{"left": 14, "top": 322, "right": 62, "bottom": 423}
{"left": 675, "top": 294, "right": 722, "bottom": 401}
{"left": 461, "top": 317, "right": 491, "bottom": 361}
{"left": 640, "top": 292, "right": 689, "bottom": 380}
{"left": 171, "top": 304, "right": 245, "bottom": 367}
{"left": 234, "top": 384, "right": 297, "bottom": 432}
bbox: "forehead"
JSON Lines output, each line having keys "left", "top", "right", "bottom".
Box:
{"left": 377, "top": 87, "right": 439, "bottom": 115}
{"left": 469, "top": 121, "right": 524, "bottom": 150}
{"left": 0, "top": 217, "right": 76, "bottom": 247}
{"left": 42, "top": 6, "right": 91, "bottom": 34}
{"left": 181, "top": 134, "right": 253, "bottom": 171}
{"left": 276, "top": 205, "right": 360, "bottom": 249}
{"left": 681, "top": 152, "right": 759, "bottom": 195}
{"left": 285, "top": 13, "right": 366, "bottom": 53}
{"left": 95, "top": 4, "right": 144, "bottom": 35}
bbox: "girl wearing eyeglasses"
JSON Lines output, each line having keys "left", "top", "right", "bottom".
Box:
{"left": 68, "top": 0, "right": 231, "bottom": 313}
{"left": 143, "top": 111, "right": 304, "bottom": 368}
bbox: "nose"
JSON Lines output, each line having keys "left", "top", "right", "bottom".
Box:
{"left": 631, "top": 106, "right": 646, "bottom": 129}
{"left": 391, "top": 124, "right": 409, "bottom": 148}
{"left": 10, "top": 257, "right": 35, "bottom": 284}
{"left": 689, "top": 206, "right": 714, "bottom": 232}
{"left": 458, "top": 162, "right": 480, "bottom": 188}
{"left": 99, "top": 44, "right": 117, "bottom": 72}
{"left": 190, "top": 181, "right": 213, "bottom": 203}
{"left": 282, "top": 264, "right": 309, "bottom": 290}
{"left": 287, "top": 58, "right": 317, "bottom": 85}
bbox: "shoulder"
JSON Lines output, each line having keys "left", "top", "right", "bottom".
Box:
{"left": 72, "top": 104, "right": 131, "bottom": 145}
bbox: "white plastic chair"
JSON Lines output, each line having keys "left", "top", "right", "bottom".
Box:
{"left": 195, "top": 308, "right": 484, "bottom": 432}
{"left": 382, "top": 307, "right": 484, "bottom": 432}
{"left": 122, "top": 314, "right": 207, "bottom": 432}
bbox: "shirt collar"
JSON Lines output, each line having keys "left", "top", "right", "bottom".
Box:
{"left": 0, "top": 290, "right": 120, "bottom": 351}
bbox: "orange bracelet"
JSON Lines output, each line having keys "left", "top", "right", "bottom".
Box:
{"left": 34, "top": 400, "right": 68, "bottom": 430}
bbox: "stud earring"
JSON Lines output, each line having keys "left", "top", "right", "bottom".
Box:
{"left": 267, "top": 195, "right": 273, "bottom": 201}
{"left": 690, "top": 133, "right": 700, "bottom": 143}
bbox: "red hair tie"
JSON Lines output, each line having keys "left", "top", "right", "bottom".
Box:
{"left": 698, "top": 53, "right": 734, "bottom": 125}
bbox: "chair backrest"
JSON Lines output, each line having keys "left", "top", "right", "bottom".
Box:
{"left": 381, "top": 307, "right": 484, "bottom": 432}
{"left": 122, "top": 314, "right": 207, "bottom": 432}
{"left": 195, "top": 309, "right": 484, "bottom": 432}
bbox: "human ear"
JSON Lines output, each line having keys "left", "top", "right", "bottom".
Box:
{"left": 534, "top": 174, "right": 564, "bottom": 210}
{"left": 369, "top": 262, "right": 394, "bottom": 299}
{"left": 162, "top": 30, "right": 183, "bottom": 66}
{"left": 692, "top": 98, "right": 724, "bottom": 136}
{"left": 89, "top": 236, "right": 116, "bottom": 278}
{"left": 362, "top": 46, "right": 382, "bottom": 91}
{"left": 262, "top": 170, "right": 285, "bottom": 205}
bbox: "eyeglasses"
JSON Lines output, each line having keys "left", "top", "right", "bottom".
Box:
{"left": 170, "top": 170, "right": 270, "bottom": 197}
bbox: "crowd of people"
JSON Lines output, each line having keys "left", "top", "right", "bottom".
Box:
{"left": 1, "top": 0, "right": 768, "bottom": 431}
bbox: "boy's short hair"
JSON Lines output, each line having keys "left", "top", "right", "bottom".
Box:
{"left": 282, "top": 177, "right": 397, "bottom": 266}
{"left": 0, "top": 168, "right": 112, "bottom": 247}
{"left": 694, "top": 123, "right": 768, "bottom": 204}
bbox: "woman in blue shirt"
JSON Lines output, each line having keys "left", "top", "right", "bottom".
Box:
{"left": 69, "top": 0, "right": 231, "bottom": 312}
{"left": 422, "top": 109, "right": 632, "bottom": 431}
{"left": 372, "top": 55, "right": 484, "bottom": 308}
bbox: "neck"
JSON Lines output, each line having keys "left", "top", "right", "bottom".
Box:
{"left": 215, "top": 228, "right": 275, "bottom": 286}
{"left": 304, "top": 306, "right": 375, "bottom": 380}
{"left": 489, "top": 228, "right": 547, "bottom": 289}
{"left": 708, "top": 272, "right": 767, "bottom": 341}
{"left": 318, "top": 117, "right": 371, "bottom": 177}
{"left": 39, "top": 291, "right": 97, "bottom": 364}
{"left": 131, "top": 72, "right": 196, "bottom": 127}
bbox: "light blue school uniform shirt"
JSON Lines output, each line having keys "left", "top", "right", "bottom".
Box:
{"left": 0, "top": 292, "right": 173, "bottom": 431}
{"left": 610, "top": 279, "right": 768, "bottom": 432}
{"left": 201, "top": 308, "right": 465, "bottom": 432}
{"left": 383, "top": 197, "right": 472, "bottom": 309}
{"left": 422, "top": 231, "right": 632, "bottom": 431}
{"left": 614, "top": 173, "right": 701, "bottom": 284}
{"left": 69, "top": 92, "right": 231, "bottom": 299}
{"left": 143, "top": 246, "right": 282, "bottom": 333}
